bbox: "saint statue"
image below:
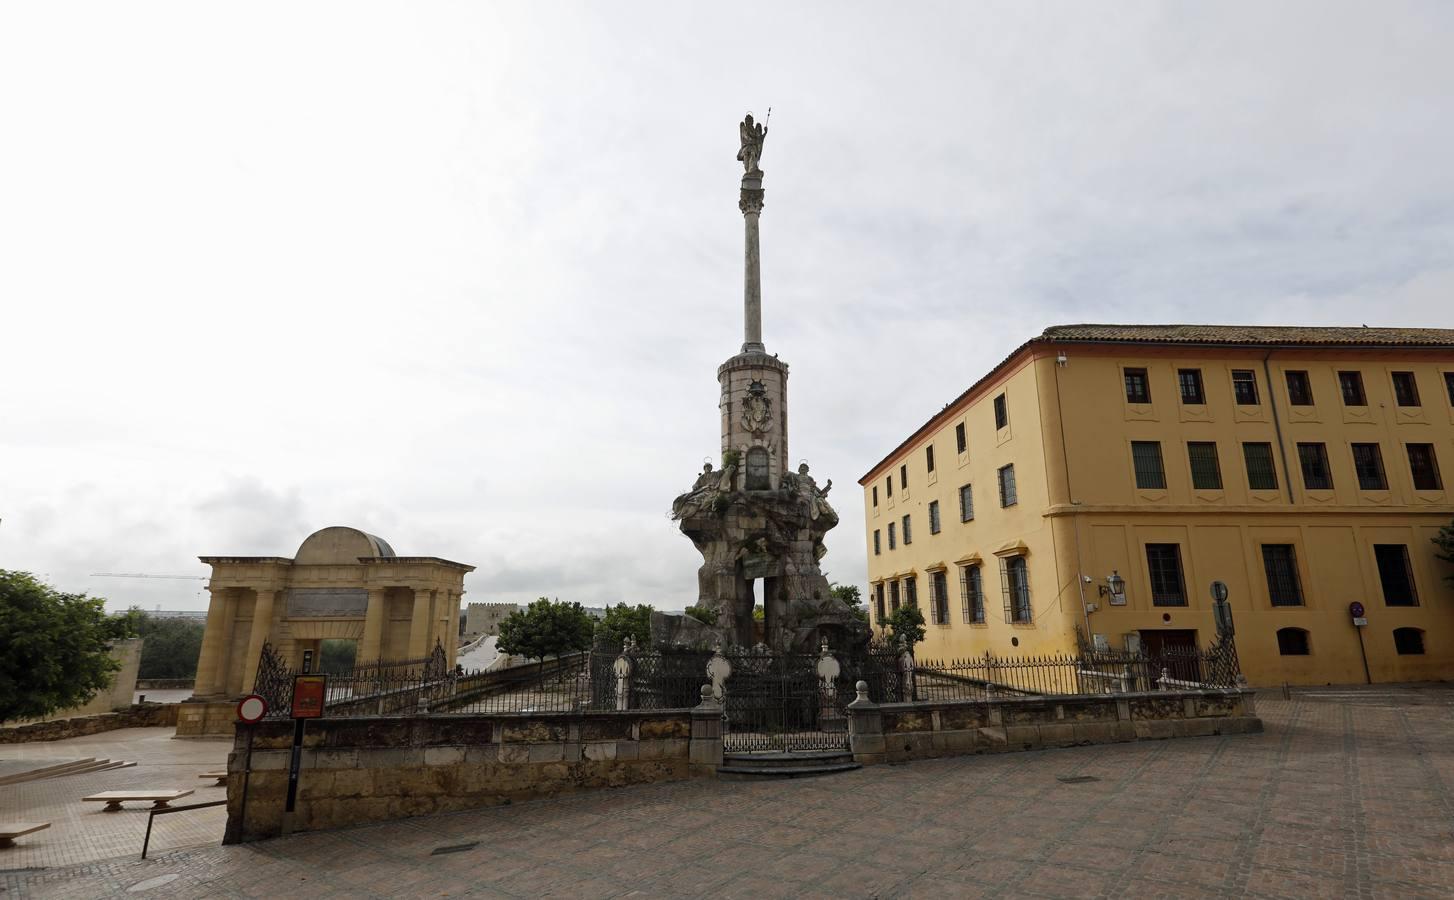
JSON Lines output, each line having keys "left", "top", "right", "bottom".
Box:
{"left": 738, "top": 113, "right": 767, "bottom": 175}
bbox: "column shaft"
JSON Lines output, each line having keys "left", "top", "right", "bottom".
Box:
{"left": 359, "top": 588, "right": 387, "bottom": 663}
{"left": 744, "top": 211, "right": 762, "bottom": 350}
{"left": 193, "top": 587, "right": 231, "bottom": 698}
{"left": 408, "top": 587, "right": 434, "bottom": 658}
{"left": 239, "top": 588, "right": 277, "bottom": 693}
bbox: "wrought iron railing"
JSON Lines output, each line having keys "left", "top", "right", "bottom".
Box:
{"left": 913, "top": 645, "right": 1243, "bottom": 701}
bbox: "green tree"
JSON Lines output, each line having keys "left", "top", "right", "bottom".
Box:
{"left": 596, "top": 602, "right": 654, "bottom": 648}
{"left": 319, "top": 639, "right": 358, "bottom": 674}
{"left": 496, "top": 598, "right": 595, "bottom": 661}
{"left": 830, "top": 582, "right": 869, "bottom": 626}
{"left": 885, "top": 603, "right": 926, "bottom": 652}
{"left": 131, "top": 613, "right": 206, "bottom": 680}
{"left": 1436, "top": 519, "right": 1454, "bottom": 585}
{"left": 0, "top": 570, "right": 136, "bottom": 724}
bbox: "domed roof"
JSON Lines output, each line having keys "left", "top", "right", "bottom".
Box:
{"left": 294, "top": 526, "right": 397, "bottom": 565}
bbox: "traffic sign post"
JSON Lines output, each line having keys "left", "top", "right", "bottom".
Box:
{"left": 282, "top": 674, "right": 326, "bottom": 835}
{"left": 1349, "top": 602, "right": 1372, "bottom": 684}
{"left": 1210, "top": 581, "right": 1234, "bottom": 637}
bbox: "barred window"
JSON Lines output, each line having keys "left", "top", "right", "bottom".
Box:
{"left": 1297, "top": 443, "right": 1333, "bottom": 491}
{"left": 1285, "top": 370, "right": 1313, "bottom": 406}
{"left": 1407, "top": 444, "right": 1443, "bottom": 491}
{"left": 1145, "top": 544, "right": 1187, "bottom": 606}
{"left": 1392, "top": 371, "right": 1420, "bottom": 407}
{"left": 1188, "top": 442, "right": 1223, "bottom": 490}
{"left": 1352, "top": 443, "right": 1387, "bottom": 490}
{"left": 1000, "top": 556, "right": 1032, "bottom": 623}
{"left": 998, "top": 465, "right": 1017, "bottom": 507}
{"left": 1374, "top": 544, "right": 1418, "bottom": 607}
{"left": 1445, "top": 372, "right": 1454, "bottom": 407}
{"left": 1178, "top": 368, "right": 1205, "bottom": 404}
{"left": 1339, "top": 371, "right": 1366, "bottom": 406}
{"left": 900, "top": 465, "right": 908, "bottom": 490}
{"left": 889, "top": 579, "right": 900, "bottom": 611}
{"left": 873, "top": 530, "right": 881, "bottom": 556}
{"left": 1261, "top": 544, "right": 1303, "bottom": 606}
{"left": 994, "top": 393, "right": 1008, "bottom": 430}
{"left": 872, "top": 485, "right": 878, "bottom": 507}
{"left": 1243, "top": 442, "right": 1278, "bottom": 491}
{"left": 926, "top": 444, "right": 935, "bottom": 473}
{"left": 959, "top": 484, "right": 975, "bottom": 521}
{"left": 1232, "top": 370, "right": 1259, "bottom": 405}
{"left": 1394, "top": 627, "right": 1425, "bottom": 655}
{"left": 902, "top": 514, "right": 912, "bottom": 545}
{"left": 928, "top": 500, "right": 941, "bottom": 535}
{"left": 1124, "top": 367, "right": 1151, "bottom": 403}
{"left": 874, "top": 583, "right": 886, "bottom": 623}
{"left": 1132, "top": 441, "right": 1166, "bottom": 490}
{"left": 959, "top": 564, "right": 985, "bottom": 624}
{"left": 904, "top": 576, "right": 918, "bottom": 608}
{"left": 955, "top": 422, "right": 967, "bottom": 453}
{"left": 887, "top": 522, "right": 896, "bottom": 550}
{"left": 1277, "top": 628, "right": 1310, "bottom": 656}
{"left": 930, "top": 570, "right": 949, "bottom": 625}
{"left": 885, "top": 475, "right": 892, "bottom": 498}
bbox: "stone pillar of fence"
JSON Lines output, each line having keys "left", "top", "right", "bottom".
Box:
{"left": 689, "top": 684, "right": 723, "bottom": 776}
{"left": 614, "top": 641, "right": 634, "bottom": 711}
{"left": 899, "top": 643, "right": 916, "bottom": 702}
{"left": 845, "top": 680, "right": 886, "bottom": 765}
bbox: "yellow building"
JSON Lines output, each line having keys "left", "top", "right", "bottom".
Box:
{"left": 860, "top": 325, "right": 1454, "bottom": 686}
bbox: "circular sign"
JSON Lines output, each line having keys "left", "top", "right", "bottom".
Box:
{"left": 236, "top": 694, "right": 268, "bottom": 724}
{"left": 1348, "top": 601, "right": 1366, "bottom": 619}
{"left": 1210, "top": 581, "right": 1229, "bottom": 602}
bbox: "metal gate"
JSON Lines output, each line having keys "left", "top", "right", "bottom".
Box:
{"left": 721, "top": 651, "right": 848, "bottom": 752}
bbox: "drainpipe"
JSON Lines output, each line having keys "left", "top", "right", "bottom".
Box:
{"left": 1262, "top": 351, "right": 1296, "bottom": 504}
{"left": 1051, "top": 354, "right": 1094, "bottom": 645}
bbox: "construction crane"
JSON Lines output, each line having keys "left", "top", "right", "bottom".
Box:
{"left": 90, "top": 573, "right": 207, "bottom": 580}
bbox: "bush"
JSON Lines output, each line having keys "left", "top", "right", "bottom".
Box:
{"left": 886, "top": 603, "right": 926, "bottom": 652}
{"left": 132, "top": 614, "right": 205, "bottom": 680}
{"left": 497, "top": 598, "right": 595, "bottom": 661}
{"left": 597, "top": 603, "right": 653, "bottom": 648}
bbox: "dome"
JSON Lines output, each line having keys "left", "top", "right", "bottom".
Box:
{"left": 294, "top": 526, "right": 397, "bottom": 565}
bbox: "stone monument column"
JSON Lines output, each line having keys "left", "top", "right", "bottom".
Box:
{"left": 741, "top": 171, "right": 765, "bottom": 354}
{"left": 192, "top": 586, "right": 234, "bottom": 698}
{"left": 240, "top": 588, "right": 277, "bottom": 693}
{"left": 408, "top": 586, "right": 435, "bottom": 658}
{"left": 359, "top": 587, "right": 387, "bottom": 663}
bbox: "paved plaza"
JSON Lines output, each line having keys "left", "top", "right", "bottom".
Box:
{"left": 5, "top": 687, "right": 1454, "bottom": 898}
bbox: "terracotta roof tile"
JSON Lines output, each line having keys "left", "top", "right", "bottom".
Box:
{"left": 1039, "top": 323, "right": 1454, "bottom": 347}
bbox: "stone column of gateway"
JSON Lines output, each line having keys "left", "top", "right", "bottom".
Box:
{"left": 659, "top": 113, "right": 868, "bottom": 654}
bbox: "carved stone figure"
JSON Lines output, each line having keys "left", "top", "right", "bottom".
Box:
{"left": 737, "top": 113, "right": 767, "bottom": 175}
{"left": 741, "top": 380, "right": 773, "bottom": 434}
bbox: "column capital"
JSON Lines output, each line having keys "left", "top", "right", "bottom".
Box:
{"left": 738, "top": 188, "right": 764, "bottom": 216}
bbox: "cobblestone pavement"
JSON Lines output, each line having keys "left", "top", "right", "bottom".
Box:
{"left": 6, "top": 688, "right": 1454, "bottom": 898}
{"left": 0, "top": 728, "right": 229, "bottom": 871}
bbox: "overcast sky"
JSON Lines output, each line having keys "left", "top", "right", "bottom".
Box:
{"left": 3, "top": 2, "right": 1452, "bottom": 613}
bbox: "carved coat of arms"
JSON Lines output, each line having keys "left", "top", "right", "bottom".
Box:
{"left": 741, "top": 380, "right": 774, "bottom": 434}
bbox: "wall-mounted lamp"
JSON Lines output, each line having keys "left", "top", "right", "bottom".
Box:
{"left": 1098, "top": 570, "right": 1126, "bottom": 605}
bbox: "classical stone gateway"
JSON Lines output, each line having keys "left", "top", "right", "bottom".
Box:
{"left": 660, "top": 114, "right": 867, "bottom": 653}
{"left": 177, "top": 526, "right": 474, "bottom": 736}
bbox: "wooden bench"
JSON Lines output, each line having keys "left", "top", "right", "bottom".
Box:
{"left": 0, "top": 822, "right": 50, "bottom": 849}
{"left": 83, "top": 790, "right": 193, "bottom": 812}
{"left": 199, "top": 771, "right": 228, "bottom": 786}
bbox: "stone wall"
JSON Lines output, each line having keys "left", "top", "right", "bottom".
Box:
{"left": 0, "top": 703, "right": 179, "bottom": 744}
{"left": 137, "top": 678, "right": 196, "bottom": 690}
{"left": 846, "top": 689, "right": 1261, "bottom": 764}
{"left": 226, "top": 705, "right": 721, "bottom": 842}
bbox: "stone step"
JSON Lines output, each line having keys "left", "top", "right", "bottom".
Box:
{"left": 38, "top": 759, "right": 135, "bottom": 780}
{"left": 0, "top": 758, "right": 98, "bottom": 786}
{"left": 717, "top": 762, "right": 862, "bottom": 781}
{"left": 722, "top": 750, "right": 855, "bottom": 768}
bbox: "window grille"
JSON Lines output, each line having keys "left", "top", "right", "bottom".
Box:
{"left": 1407, "top": 444, "right": 1443, "bottom": 491}
{"left": 959, "top": 484, "right": 974, "bottom": 521}
{"left": 994, "top": 393, "right": 1008, "bottom": 430}
{"left": 999, "top": 556, "right": 1031, "bottom": 623}
{"left": 928, "top": 500, "right": 941, "bottom": 534}
{"left": 1297, "top": 443, "right": 1333, "bottom": 491}
{"left": 1261, "top": 545, "right": 1303, "bottom": 606}
{"left": 956, "top": 422, "right": 967, "bottom": 453}
{"left": 1124, "top": 368, "right": 1151, "bottom": 404}
{"left": 904, "top": 576, "right": 918, "bottom": 608}
{"left": 1178, "top": 368, "right": 1205, "bottom": 404}
{"left": 887, "top": 522, "right": 896, "bottom": 550}
{"left": 1339, "top": 371, "right": 1367, "bottom": 406}
{"left": 1188, "top": 442, "right": 1223, "bottom": 490}
{"left": 1232, "top": 370, "right": 1259, "bottom": 405}
{"left": 872, "top": 485, "right": 878, "bottom": 507}
{"left": 1131, "top": 441, "right": 1166, "bottom": 490}
{"left": 902, "top": 514, "right": 912, "bottom": 545}
{"left": 1243, "top": 442, "right": 1278, "bottom": 491}
{"left": 889, "top": 579, "right": 900, "bottom": 611}
{"left": 930, "top": 571, "right": 949, "bottom": 625}
{"left": 1445, "top": 372, "right": 1454, "bottom": 407}
{"left": 900, "top": 465, "right": 908, "bottom": 489}
{"left": 873, "top": 530, "right": 881, "bottom": 556}
{"left": 1392, "top": 371, "right": 1420, "bottom": 407}
{"left": 745, "top": 447, "right": 770, "bottom": 490}
{"left": 1145, "top": 544, "right": 1186, "bottom": 606}
{"left": 1285, "top": 370, "right": 1313, "bottom": 406}
{"left": 1352, "top": 443, "right": 1387, "bottom": 490}
{"left": 1276, "top": 628, "right": 1310, "bottom": 656}
{"left": 959, "top": 564, "right": 985, "bottom": 624}
{"left": 926, "top": 445, "right": 935, "bottom": 473}
{"left": 1374, "top": 544, "right": 1418, "bottom": 606}
{"left": 998, "top": 465, "right": 1017, "bottom": 507}
{"left": 875, "top": 583, "right": 886, "bottom": 623}
{"left": 886, "top": 476, "right": 892, "bottom": 498}
{"left": 1394, "top": 627, "right": 1425, "bottom": 655}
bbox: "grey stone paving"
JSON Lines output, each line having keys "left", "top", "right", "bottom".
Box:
{"left": 6, "top": 688, "right": 1454, "bottom": 898}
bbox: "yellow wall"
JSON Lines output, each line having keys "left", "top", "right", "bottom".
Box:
{"left": 862, "top": 343, "right": 1454, "bottom": 686}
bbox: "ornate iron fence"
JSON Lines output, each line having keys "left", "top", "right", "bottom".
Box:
{"left": 914, "top": 643, "right": 1243, "bottom": 701}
